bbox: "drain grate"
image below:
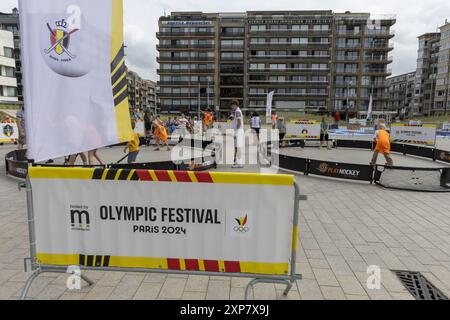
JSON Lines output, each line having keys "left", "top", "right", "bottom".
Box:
{"left": 394, "top": 271, "right": 448, "bottom": 300}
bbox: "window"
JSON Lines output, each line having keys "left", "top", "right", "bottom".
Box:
{"left": 292, "top": 25, "right": 308, "bottom": 31}
{"left": 0, "top": 86, "right": 17, "bottom": 97}
{"left": 221, "top": 40, "right": 244, "bottom": 48}
{"left": 1, "top": 66, "right": 15, "bottom": 77}
{"left": 311, "top": 64, "right": 327, "bottom": 70}
{"left": 270, "top": 38, "right": 287, "bottom": 44}
{"left": 250, "top": 38, "right": 267, "bottom": 44}
{"left": 269, "top": 64, "right": 286, "bottom": 70}
{"left": 251, "top": 25, "right": 266, "bottom": 31}
{"left": 313, "top": 25, "right": 329, "bottom": 31}
{"left": 2, "top": 47, "right": 14, "bottom": 58}
{"left": 221, "top": 52, "right": 244, "bottom": 60}
{"left": 292, "top": 38, "right": 308, "bottom": 44}
{"left": 250, "top": 63, "right": 265, "bottom": 70}
{"left": 270, "top": 24, "right": 288, "bottom": 31}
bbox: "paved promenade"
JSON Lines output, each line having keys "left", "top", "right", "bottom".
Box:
{"left": 1, "top": 141, "right": 450, "bottom": 300}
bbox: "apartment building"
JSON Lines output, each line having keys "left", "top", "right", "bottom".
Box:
{"left": 127, "top": 69, "right": 158, "bottom": 112}
{"left": 434, "top": 21, "right": 450, "bottom": 115}
{"left": 0, "top": 8, "right": 21, "bottom": 102}
{"left": 0, "top": 29, "right": 17, "bottom": 103}
{"left": 413, "top": 32, "right": 441, "bottom": 116}
{"left": 386, "top": 72, "right": 415, "bottom": 117}
{"left": 157, "top": 11, "right": 395, "bottom": 116}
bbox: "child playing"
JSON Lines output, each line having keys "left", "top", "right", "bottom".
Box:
{"left": 124, "top": 121, "right": 140, "bottom": 164}
{"left": 153, "top": 117, "right": 171, "bottom": 151}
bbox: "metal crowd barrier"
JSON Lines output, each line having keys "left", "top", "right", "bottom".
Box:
{"left": 19, "top": 167, "right": 304, "bottom": 300}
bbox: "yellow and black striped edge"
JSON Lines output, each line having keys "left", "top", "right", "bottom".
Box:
{"left": 393, "top": 139, "right": 434, "bottom": 145}
{"left": 35, "top": 253, "right": 289, "bottom": 275}
{"left": 391, "top": 124, "right": 436, "bottom": 128}
{"left": 28, "top": 167, "right": 295, "bottom": 186}
{"left": 111, "top": 0, "right": 133, "bottom": 144}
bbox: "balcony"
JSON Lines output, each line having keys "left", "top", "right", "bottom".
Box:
{"left": 249, "top": 42, "right": 330, "bottom": 47}
{"left": 336, "top": 43, "right": 361, "bottom": 49}
{"left": 248, "top": 80, "right": 329, "bottom": 85}
{"left": 335, "top": 68, "right": 358, "bottom": 74}
{"left": 157, "top": 44, "right": 215, "bottom": 49}
{"left": 364, "top": 43, "right": 394, "bottom": 51}
{"left": 249, "top": 92, "right": 328, "bottom": 96}
{"left": 336, "top": 56, "right": 359, "bottom": 61}
{"left": 156, "top": 31, "right": 215, "bottom": 38}
{"left": 363, "top": 55, "right": 393, "bottom": 63}
{"left": 249, "top": 55, "right": 330, "bottom": 60}
{"left": 249, "top": 68, "right": 330, "bottom": 73}
{"left": 364, "top": 29, "right": 395, "bottom": 38}
{"left": 362, "top": 68, "right": 392, "bottom": 75}
{"left": 220, "top": 45, "right": 244, "bottom": 50}
{"left": 220, "top": 56, "right": 244, "bottom": 61}
{"left": 221, "top": 31, "right": 245, "bottom": 37}
{"left": 249, "top": 29, "right": 330, "bottom": 35}
{"left": 157, "top": 56, "right": 214, "bottom": 62}
{"left": 336, "top": 30, "right": 362, "bottom": 36}
{"left": 158, "top": 69, "right": 215, "bottom": 74}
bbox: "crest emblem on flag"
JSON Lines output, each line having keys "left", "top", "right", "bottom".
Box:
{"left": 46, "top": 19, "right": 78, "bottom": 58}
{"left": 40, "top": 5, "right": 92, "bottom": 78}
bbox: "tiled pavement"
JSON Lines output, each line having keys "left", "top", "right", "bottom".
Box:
{"left": 1, "top": 143, "right": 450, "bottom": 300}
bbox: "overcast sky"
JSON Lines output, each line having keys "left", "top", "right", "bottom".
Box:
{"left": 1, "top": 0, "right": 449, "bottom": 81}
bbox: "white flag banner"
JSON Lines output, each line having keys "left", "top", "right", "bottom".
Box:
{"left": 19, "top": 0, "right": 133, "bottom": 162}
{"left": 366, "top": 94, "right": 373, "bottom": 120}
{"left": 266, "top": 91, "right": 274, "bottom": 124}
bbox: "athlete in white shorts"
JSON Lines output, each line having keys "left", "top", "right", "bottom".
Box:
{"left": 231, "top": 100, "right": 244, "bottom": 168}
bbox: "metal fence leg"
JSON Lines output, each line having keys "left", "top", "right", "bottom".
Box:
{"left": 244, "top": 278, "right": 292, "bottom": 300}
{"left": 244, "top": 279, "right": 258, "bottom": 300}
{"left": 19, "top": 269, "right": 42, "bottom": 300}
{"left": 283, "top": 280, "right": 294, "bottom": 296}
{"left": 80, "top": 274, "right": 95, "bottom": 286}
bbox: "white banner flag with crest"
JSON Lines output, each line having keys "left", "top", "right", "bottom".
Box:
{"left": 19, "top": 0, "right": 133, "bottom": 162}
{"left": 266, "top": 91, "right": 274, "bottom": 124}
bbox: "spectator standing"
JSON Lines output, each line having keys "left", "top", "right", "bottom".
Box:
{"left": 271, "top": 111, "right": 278, "bottom": 130}
{"left": 88, "top": 149, "right": 104, "bottom": 165}
{"left": 250, "top": 112, "right": 261, "bottom": 142}
{"left": 144, "top": 110, "right": 153, "bottom": 146}
{"left": 277, "top": 117, "right": 287, "bottom": 147}
{"left": 320, "top": 116, "right": 332, "bottom": 150}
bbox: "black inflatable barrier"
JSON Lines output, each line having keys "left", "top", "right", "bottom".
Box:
{"left": 435, "top": 149, "right": 450, "bottom": 164}
{"left": 442, "top": 168, "right": 450, "bottom": 187}
{"left": 390, "top": 143, "right": 405, "bottom": 154}
{"left": 278, "top": 153, "right": 308, "bottom": 173}
{"left": 336, "top": 140, "right": 373, "bottom": 150}
{"left": 403, "top": 144, "right": 435, "bottom": 160}
{"left": 5, "top": 139, "right": 216, "bottom": 180}
{"left": 5, "top": 149, "right": 28, "bottom": 180}
{"left": 309, "top": 160, "right": 374, "bottom": 182}
{"left": 274, "top": 140, "right": 450, "bottom": 191}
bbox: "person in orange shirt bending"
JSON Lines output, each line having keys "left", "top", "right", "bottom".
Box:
{"left": 202, "top": 108, "right": 214, "bottom": 131}
{"left": 370, "top": 123, "right": 394, "bottom": 166}
{"left": 153, "top": 116, "right": 171, "bottom": 151}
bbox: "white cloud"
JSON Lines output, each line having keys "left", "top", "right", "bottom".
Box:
{"left": 2, "top": 0, "right": 450, "bottom": 80}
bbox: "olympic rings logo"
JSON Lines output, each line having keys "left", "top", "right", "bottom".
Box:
{"left": 234, "top": 226, "right": 249, "bottom": 233}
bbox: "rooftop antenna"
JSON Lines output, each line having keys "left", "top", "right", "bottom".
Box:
{"left": 164, "top": 9, "right": 166, "bottom": 17}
